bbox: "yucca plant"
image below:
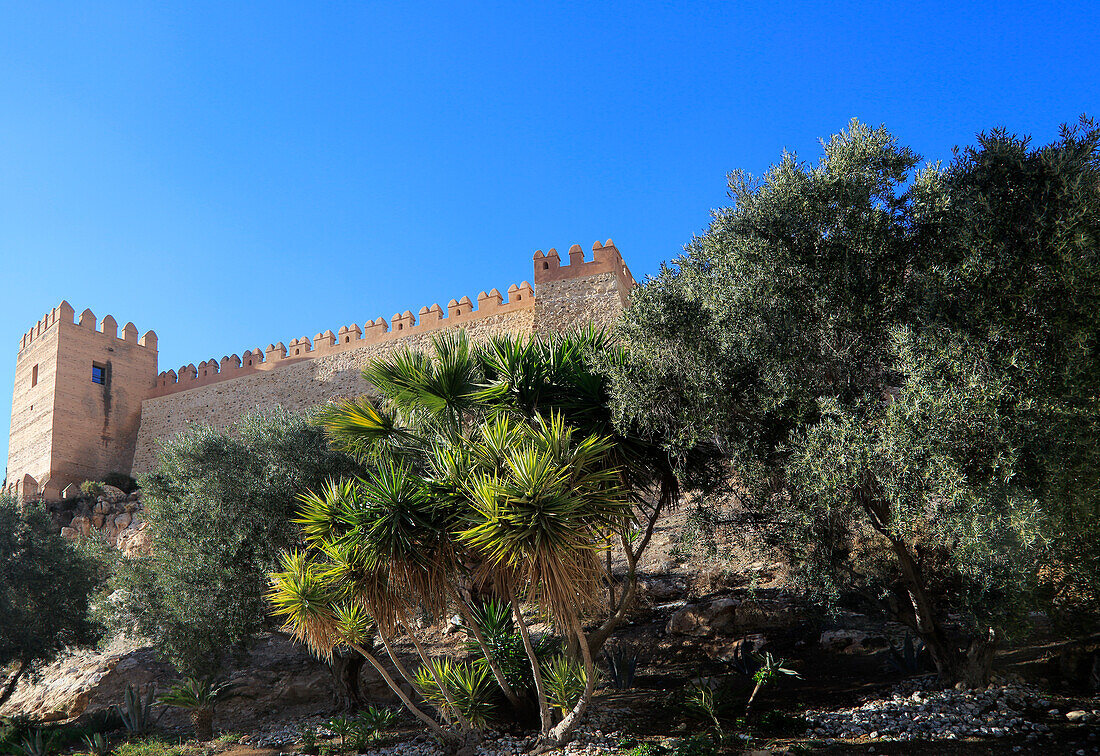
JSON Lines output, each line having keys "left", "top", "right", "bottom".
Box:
{"left": 273, "top": 331, "right": 642, "bottom": 748}
{"left": 541, "top": 654, "right": 600, "bottom": 719}
{"left": 113, "top": 684, "right": 157, "bottom": 737}
{"left": 157, "top": 677, "right": 236, "bottom": 741}
{"left": 745, "top": 653, "right": 800, "bottom": 719}
{"left": 413, "top": 658, "right": 497, "bottom": 729}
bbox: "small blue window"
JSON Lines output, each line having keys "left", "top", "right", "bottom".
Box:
{"left": 92, "top": 364, "right": 105, "bottom": 384}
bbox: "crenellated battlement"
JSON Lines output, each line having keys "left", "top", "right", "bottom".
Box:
{"left": 7, "top": 239, "right": 635, "bottom": 497}
{"left": 17, "top": 300, "right": 158, "bottom": 357}
{"left": 147, "top": 240, "right": 634, "bottom": 398}
{"left": 148, "top": 279, "right": 537, "bottom": 397}
{"left": 533, "top": 239, "right": 635, "bottom": 292}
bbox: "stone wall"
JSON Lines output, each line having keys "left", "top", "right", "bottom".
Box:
{"left": 6, "top": 317, "right": 60, "bottom": 496}
{"left": 131, "top": 308, "right": 536, "bottom": 475}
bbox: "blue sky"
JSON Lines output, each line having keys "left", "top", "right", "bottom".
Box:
{"left": 2, "top": 1, "right": 1098, "bottom": 473}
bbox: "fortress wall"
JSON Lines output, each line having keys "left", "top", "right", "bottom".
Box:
{"left": 105, "top": 240, "right": 634, "bottom": 480}
{"left": 131, "top": 308, "right": 535, "bottom": 475}
{"left": 148, "top": 282, "right": 535, "bottom": 399}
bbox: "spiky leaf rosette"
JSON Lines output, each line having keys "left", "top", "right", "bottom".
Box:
{"left": 267, "top": 550, "right": 341, "bottom": 660}
{"left": 458, "top": 413, "right": 634, "bottom": 630}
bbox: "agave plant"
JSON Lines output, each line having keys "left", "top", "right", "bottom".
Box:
{"left": 157, "top": 677, "right": 236, "bottom": 741}
{"left": 605, "top": 646, "right": 638, "bottom": 690}
{"left": 79, "top": 733, "right": 108, "bottom": 756}
{"left": 17, "top": 729, "right": 56, "bottom": 756}
{"left": 112, "top": 684, "right": 157, "bottom": 737}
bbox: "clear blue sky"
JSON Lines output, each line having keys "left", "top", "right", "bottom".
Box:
{"left": 2, "top": 1, "right": 1098, "bottom": 472}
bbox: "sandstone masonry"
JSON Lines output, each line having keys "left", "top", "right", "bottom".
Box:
{"left": 5, "top": 241, "right": 635, "bottom": 497}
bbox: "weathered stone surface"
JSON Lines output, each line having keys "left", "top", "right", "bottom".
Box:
{"left": 666, "top": 598, "right": 741, "bottom": 636}
{"left": 640, "top": 576, "right": 688, "bottom": 602}
{"left": 0, "top": 634, "right": 363, "bottom": 726}
{"left": 116, "top": 521, "right": 152, "bottom": 558}
{"left": 69, "top": 514, "right": 91, "bottom": 535}
{"left": 100, "top": 484, "right": 127, "bottom": 502}
{"left": 60, "top": 526, "right": 77, "bottom": 540}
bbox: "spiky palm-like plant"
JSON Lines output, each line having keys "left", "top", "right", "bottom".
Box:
{"left": 157, "top": 677, "right": 237, "bottom": 741}
{"left": 458, "top": 414, "right": 632, "bottom": 741}
{"left": 273, "top": 330, "right": 653, "bottom": 745}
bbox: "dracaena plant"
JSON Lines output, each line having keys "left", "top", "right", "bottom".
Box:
{"left": 269, "top": 330, "right": 650, "bottom": 747}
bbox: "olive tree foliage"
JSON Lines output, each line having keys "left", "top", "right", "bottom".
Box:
{"left": 106, "top": 408, "right": 361, "bottom": 677}
{"left": 608, "top": 118, "right": 1100, "bottom": 685}
{"left": 0, "top": 495, "right": 100, "bottom": 706}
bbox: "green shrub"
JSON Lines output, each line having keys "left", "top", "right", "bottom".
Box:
{"left": 670, "top": 734, "right": 716, "bottom": 756}
{"left": 79, "top": 481, "right": 104, "bottom": 498}
{"left": 297, "top": 724, "right": 319, "bottom": 755}
{"left": 625, "top": 743, "right": 666, "bottom": 756}
{"left": 0, "top": 498, "right": 101, "bottom": 706}
{"left": 105, "top": 409, "right": 362, "bottom": 676}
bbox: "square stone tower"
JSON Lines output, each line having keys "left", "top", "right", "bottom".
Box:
{"left": 5, "top": 301, "right": 158, "bottom": 499}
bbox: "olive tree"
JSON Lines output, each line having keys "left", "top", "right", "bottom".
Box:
{"left": 107, "top": 408, "right": 363, "bottom": 688}
{"left": 608, "top": 118, "right": 1100, "bottom": 685}
{"left": 0, "top": 495, "right": 100, "bottom": 706}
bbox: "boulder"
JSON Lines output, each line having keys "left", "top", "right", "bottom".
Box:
{"left": 0, "top": 634, "right": 352, "bottom": 729}
{"left": 69, "top": 515, "right": 92, "bottom": 536}
{"left": 666, "top": 597, "right": 741, "bottom": 636}
{"left": 101, "top": 485, "right": 127, "bottom": 502}
{"left": 820, "top": 629, "right": 871, "bottom": 651}
{"left": 60, "top": 527, "right": 78, "bottom": 540}
{"left": 711, "top": 633, "right": 768, "bottom": 664}
{"left": 640, "top": 576, "right": 688, "bottom": 602}
{"left": 114, "top": 512, "right": 132, "bottom": 529}
{"left": 117, "top": 522, "right": 152, "bottom": 558}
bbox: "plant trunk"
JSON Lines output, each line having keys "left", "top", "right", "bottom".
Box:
{"left": 376, "top": 626, "right": 453, "bottom": 726}
{"left": 585, "top": 530, "right": 645, "bottom": 655}
{"left": 191, "top": 709, "right": 214, "bottom": 742}
{"left": 963, "top": 627, "right": 998, "bottom": 688}
{"left": 508, "top": 584, "right": 553, "bottom": 735}
{"left": 859, "top": 485, "right": 967, "bottom": 685}
{"left": 548, "top": 616, "right": 597, "bottom": 744}
{"left": 745, "top": 681, "right": 764, "bottom": 720}
{"left": 350, "top": 642, "right": 448, "bottom": 740}
{"left": 398, "top": 608, "right": 471, "bottom": 731}
{"left": 450, "top": 591, "right": 526, "bottom": 712}
{"left": 0, "top": 660, "right": 29, "bottom": 708}
{"left": 330, "top": 648, "right": 365, "bottom": 711}
{"left": 888, "top": 535, "right": 966, "bottom": 683}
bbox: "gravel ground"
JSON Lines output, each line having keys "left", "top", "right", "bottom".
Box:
{"left": 242, "top": 723, "right": 627, "bottom": 756}
{"left": 805, "top": 675, "right": 1100, "bottom": 747}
